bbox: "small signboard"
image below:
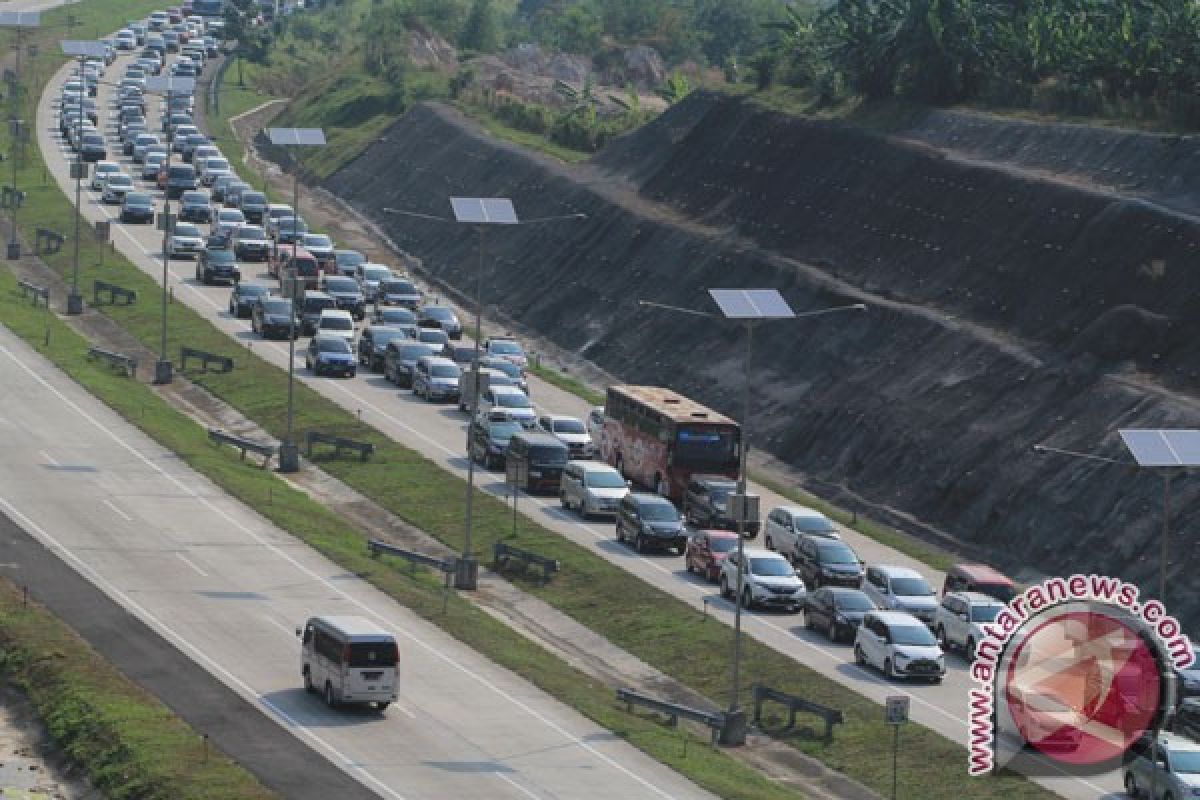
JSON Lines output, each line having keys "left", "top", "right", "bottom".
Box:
{"left": 93, "top": 220, "right": 110, "bottom": 242}
{"left": 885, "top": 695, "right": 910, "bottom": 725}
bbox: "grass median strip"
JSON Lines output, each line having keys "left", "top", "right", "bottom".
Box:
{"left": 14, "top": 36, "right": 1052, "bottom": 800}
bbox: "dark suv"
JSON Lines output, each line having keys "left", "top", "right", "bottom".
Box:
{"left": 616, "top": 493, "right": 686, "bottom": 554}
{"left": 323, "top": 276, "right": 366, "bottom": 319}
{"left": 683, "top": 474, "right": 759, "bottom": 537}
{"left": 793, "top": 534, "right": 864, "bottom": 589}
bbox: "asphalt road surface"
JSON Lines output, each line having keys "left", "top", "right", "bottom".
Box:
{"left": 36, "top": 41, "right": 1126, "bottom": 800}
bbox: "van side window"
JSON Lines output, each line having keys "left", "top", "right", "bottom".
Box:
{"left": 314, "top": 630, "right": 341, "bottom": 662}
{"left": 302, "top": 625, "right": 313, "bottom": 644}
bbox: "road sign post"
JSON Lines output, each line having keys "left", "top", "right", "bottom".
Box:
{"left": 886, "top": 696, "right": 909, "bottom": 800}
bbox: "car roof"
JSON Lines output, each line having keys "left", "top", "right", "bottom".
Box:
{"left": 318, "top": 308, "right": 351, "bottom": 317}
{"left": 951, "top": 591, "right": 1006, "bottom": 606}
{"left": 421, "top": 355, "right": 457, "bottom": 366}
{"left": 566, "top": 459, "right": 618, "bottom": 471}
{"left": 742, "top": 547, "right": 786, "bottom": 560}
{"left": 950, "top": 563, "right": 1015, "bottom": 584}
{"left": 777, "top": 505, "right": 831, "bottom": 520}
{"left": 1157, "top": 731, "right": 1200, "bottom": 752}
{"left": 874, "top": 564, "right": 924, "bottom": 579}
{"left": 693, "top": 473, "right": 736, "bottom": 485}
{"left": 697, "top": 529, "right": 740, "bottom": 539}
{"left": 629, "top": 492, "right": 675, "bottom": 506}
{"left": 868, "top": 610, "right": 926, "bottom": 626}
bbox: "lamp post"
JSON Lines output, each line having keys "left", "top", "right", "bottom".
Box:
{"left": 2, "top": 12, "right": 39, "bottom": 261}
{"left": 145, "top": 75, "right": 196, "bottom": 385}
{"left": 60, "top": 40, "right": 106, "bottom": 315}
{"left": 639, "top": 291, "right": 867, "bottom": 742}
{"left": 1033, "top": 428, "right": 1200, "bottom": 601}
{"left": 267, "top": 127, "right": 326, "bottom": 473}
{"left": 383, "top": 200, "right": 585, "bottom": 589}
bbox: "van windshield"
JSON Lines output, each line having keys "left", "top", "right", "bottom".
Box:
{"left": 891, "top": 577, "right": 934, "bottom": 596}
{"left": 529, "top": 445, "right": 568, "bottom": 465}
{"left": 585, "top": 471, "right": 625, "bottom": 489}
{"left": 321, "top": 317, "right": 353, "bottom": 331}
{"left": 348, "top": 641, "right": 397, "bottom": 668}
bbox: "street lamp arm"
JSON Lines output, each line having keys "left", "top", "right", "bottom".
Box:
{"left": 381, "top": 207, "right": 454, "bottom": 223}
{"left": 637, "top": 299, "right": 717, "bottom": 318}
{"left": 518, "top": 212, "right": 587, "bottom": 224}
{"left": 792, "top": 302, "right": 868, "bottom": 319}
{"left": 1031, "top": 443, "right": 1133, "bottom": 467}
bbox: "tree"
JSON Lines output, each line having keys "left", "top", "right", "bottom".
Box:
{"left": 459, "top": 0, "right": 500, "bottom": 53}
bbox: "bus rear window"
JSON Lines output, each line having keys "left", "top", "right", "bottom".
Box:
{"left": 675, "top": 427, "right": 737, "bottom": 463}
{"left": 348, "top": 641, "right": 398, "bottom": 668}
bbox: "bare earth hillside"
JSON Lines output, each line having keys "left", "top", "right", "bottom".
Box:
{"left": 319, "top": 92, "right": 1200, "bottom": 631}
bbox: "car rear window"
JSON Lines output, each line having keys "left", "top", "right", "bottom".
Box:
{"left": 168, "top": 165, "right": 195, "bottom": 179}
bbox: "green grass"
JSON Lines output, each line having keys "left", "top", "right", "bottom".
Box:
{"left": 455, "top": 103, "right": 594, "bottom": 163}
{"left": 7, "top": 21, "right": 1049, "bottom": 800}
{"left": 206, "top": 59, "right": 275, "bottom": 183}
{"left": 528, "top": 361, "right": 606, "bottom": 406}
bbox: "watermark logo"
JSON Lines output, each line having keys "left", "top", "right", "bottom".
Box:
{"left": 968, "top": 575, "right": 1193, "bottom": 776}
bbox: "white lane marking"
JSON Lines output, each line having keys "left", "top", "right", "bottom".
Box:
{"left": 0, "top": 341, "right": 679, "bottom": 800}
{"left": 102, "top": 499, "right": 134, "bottom": 521}
{"left": 392, "top": 704, "right": 417, "bottom": 720}
{"left": 263, "top": 615, "right": 296, "bottom": 639}
{"left": 496, "top": 772, "right": 542, "bottom": 800}
{"left": 0, "top": 493, "right": 408, "bottom": 800}
{"left": 39, "top": 450, "right": 58, "bottom": 466}
{"left": 175, "top": 551, "right": 210, "bottom": 577}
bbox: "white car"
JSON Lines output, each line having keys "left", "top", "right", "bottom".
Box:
{"left": 1125, "top": 731, "right": 1200, "bottom": 800}
{"left": 199, "top": 157, "right": 231, "bottom": 186}
{"left": 314, "top": 309, "right": 356, "bottom": 344}
{"left": 559, "top": 460, "right": 628, "bottom": 518}
{"left": 718, "top": 548, "right": 806, "bottom": 612}
{"left": 932, "top": 591, "right": 1005, "bottom": 661}
{"left": 764, "top": 505, "right": 840, "bottom": 559}
{"left": 854, "top": 610, "right": 946, "bottom": 681}
{"left": 90, "top": 160, "right": 122, "bottom": 191}
{"left": 862, "top": 564, "right": 939, "bottom": 626}
{"left": 537, "top": 414, "right": 596, "bottom": 459}
{"left": 100, "top": 173, "right": 135, "bottom": 204}
{"left": 215, "top": 208, "right": 246, "bottom": 228}
{"left": 476, "top": 386, "right": 536, "bottom": 429}
{"left": 167, "top": 222, "right": 204, "bottom": 258}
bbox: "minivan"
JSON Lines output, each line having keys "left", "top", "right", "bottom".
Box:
{"left": 854, "top": 610, "right": 945, "bottom": 682}
{"left": 413, "top": 355, "right": 461, "bottom": 403}
{"left": 942, "top": 563, "right": 1018, "bottom": 602}
{"left": 863, "top": 565, "right": 939, "bottom": 625}
{"left": 505, "top": 432, "right": 569, "bottom": 494}
{"left": 298, "top": 291, "right": 337, "bottom": 335}
{"left": 559, "top": 460, "right": 629, "bottom": 518}
{"left": 297, "top": 615, "right": 398, "bottom": 710}
{"left": 165, "top": 163, "right": 197, "bottom": 199}
{"left": 616, "top": 493, "right": 686, "bottom": 554}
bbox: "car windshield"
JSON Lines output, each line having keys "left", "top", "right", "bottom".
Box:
{"left": 399, "top": 344, "right": 435, "bottom": 361}
{"left": 585, "top": 470, "right": 625, "bottom": 489}
{"left": 337, "top": 250, "right": 365, "bottom": 267}
{"left": 379, "top": 309, "right": 417, "bottom": 325}
{"left": 304, "top": 235, "right": 332, "bottom": 248}
{"left": 818, "top": 543, "right": 860, "bottom": 565}
{"left": 490, "top": 340, "right": 522, "bottom": 355}
{"left": 324, "top": 278, "right": 358, "bottom": 293}
{"left": 181, "top": 191, "right": 207, "bottom": 204}
{"left": 108, "top": 175, "right": 133, "bottom": 187}
{"left": 237, "top": 227, "right": 266, "bottom": 241}
{"left": 708, "top": 537, "right": 738, "bottom": 553}
{"left": 418, "top": 330, "right": 448, "bottom": 343}
{"left": 797, "top": 516, "right": 837, "bottom": 534}
{"left": 262, "top": 299, "right": 290, "bottom": 313}
{"left": 831, "top": 591, "right": 875, "bottom": 611}
{"left": 971, "top": 604, "right": 1003, "bottom": 623}
{"left": 552, "top": 418, "right": 586, "bottom": 434}
{"left": 219, "top": 211, "right": 244, "bottom": 222}
{"left": 1170, "top": 750, "right": 1200, "bottom": 774}
{"left": 750, "top": 557, "right": 794, "bottom": 577}
{"left": 208, "top": 250, "right": 235, "bottom": 264}
{"left": 530, "top": 445, "right": 567, "bottom": 464}
{"left": 891, "top": 624, "right": 937, "bottom": 646}
{"left": 208, "top": 159, "right": 231, "bottom": 171}
{"left": 431, "top": 364, "right": 460, "bottom": 378}
{"left": 125, "top": 192, "right": 152, "bottom": 205}
{"left": 484, "top": 359, "right": 520, "bottom": 379}
{"left": 371, "top": 329, "right": 406, "bottom": 345}
{"left": 496, "top": 393, "right": 531, "bottom": 409}
{"left": 382, "top": 280, "right": 416, "bottom": 293}
{"left": 487, "top": 422, "right": 523, "bottom": 440}
{"left": 891, "top": 577, "right": 934, "bottom": 596}
{"left": 174, "top": 223, "right": 200, "bottom": 237}
{"left": 363, "top": 266, "right": 391, "bottom": 281}
{"left": 316, "top": 338, "right": 351, "bottom": 353}
{"left": 639, "top": 502, "right": 679, "bottom": 522}
{"left": 321, "top": 317, "right": 353, "bottom": 331}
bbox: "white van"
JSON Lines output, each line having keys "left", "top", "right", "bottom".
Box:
{"left": 297, "top": 615, "right": 398, "bottom": 710}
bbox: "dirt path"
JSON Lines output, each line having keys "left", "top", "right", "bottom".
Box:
{"left": 0, "top": 687, "right": 93, "bottom": 799}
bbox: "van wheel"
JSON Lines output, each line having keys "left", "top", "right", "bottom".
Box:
{"left": 936, "top": 625, "right": 949, "bottom": 650}
{"left": 635, "top": 534, "right": 647, "bottom": 553}
{"left": 303, "top": 668, "right": 314, "bottom": 693}
{"left": 720, "top": 575, "right": 731, "bottom": 599}
{"left": 376, "top": 702, "right": 390, "bottom": 712}
{"left": 741, "top": 588, "right": 753, "bottom": 609}
{"left": 966, "top": 638, "right": 977, "bottom": 661}
{"left": 1124, "top": 772, "right": 1140, "bottom": 799}
{"left": 324, "top": 682, "right": 337, "bottom": 708}
{"left": 560, "top": 492, "right": 570, "bottom": 510}
{"left": 884, "top": 658, "right": 897, "bottom": 680}
{"left": 615, "top": 455, "right": 624, "bottom": 476}
{"left": 765, "top": 534, "right": 774, "bottom": 551}
{"left": 854, "top": 644, "right": 867, "bottom": 667}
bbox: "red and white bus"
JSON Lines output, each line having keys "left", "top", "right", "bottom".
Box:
{"left": 600, "top": 385, "right": 740, "bottom": 502}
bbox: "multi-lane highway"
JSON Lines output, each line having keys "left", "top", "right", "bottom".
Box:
{"left": 34, "top": 36, "right": 1125, "bottom": 800}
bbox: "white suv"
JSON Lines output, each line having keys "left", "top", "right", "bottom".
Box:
{"left": 854, "top": 610, "right": 945, "bottom": 682}
{"left": 315, "top": 309, "right": 356, "bottom": 344}
{"left": 763, "top": 505, "right": 839, "bottom": 558}
{"left": 1124, "top": 731, "right": 1200, "bottom": 800}
{"left": 933, "top": 591, "right": 1005, "bottom": 661}
{"left": 718, "top": 548, "right": 806, "bottom": 612}
{"left": 560, "top": 460, "right": 628, "bottom": 518}
{"left": 538, "top": 414, "right": 596, "bottom": 459}
{"left": 476, "top": 386, "right": 536, "bottom": 428}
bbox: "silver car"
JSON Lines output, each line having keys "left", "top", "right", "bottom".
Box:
{"left": 862, "top": 565, "right": 939, "bottom": 625}
{"left": 1124, "top": 731, "right": 1200, "bottom": 799}
{"left": 559, "top": 460, "right": 629, "bottom": 518}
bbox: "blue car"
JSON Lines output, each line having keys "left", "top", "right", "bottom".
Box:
{"left": 305, "top": 334, "right": 356, "bottom": 377}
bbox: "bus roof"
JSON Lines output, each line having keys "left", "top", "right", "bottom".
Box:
{"left": 308, "top": 615, "right": 395, "bottom": 641}
{"left": 608, "top": 385, "right": 738, "bottom": 427}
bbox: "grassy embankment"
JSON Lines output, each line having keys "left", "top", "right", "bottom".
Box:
{"left": 2, "top": 27, "right": 1048, "bottom": 800}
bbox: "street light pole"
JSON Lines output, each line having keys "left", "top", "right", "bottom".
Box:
{"left": 461, "top": 224, "right": 485, "bottom": 575}
{"left": 60, "top": 40, "right": 104, "bottom": 315}
{"left": 2, "top": 12, "right": 39, "bottom": 261}
{"left": 156, "top": 93, "right": 175, "bottom": 384}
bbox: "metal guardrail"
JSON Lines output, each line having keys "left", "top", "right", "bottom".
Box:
{"left": 492, "top": 541, "right": 560, "bottom": 584}
{"left": 93, "top": 279, "right": 137, "bottom": 306}
{"left": 86, "top": 346, "right": 137, "bottom": 377}
{"left": 35, "top": 228, "right": 64, "bottom": 255}
{"left": 207, "top": 428, "right": 276, "bottom": 469}
{"left": 616, "top": 688, "right": 726, "bottom": 746}
{"left": 16, "top": 280, "right": 49, "bottom": 306}
{"left": 0, "top": 186, "right": 26, "bottom": 209}
{"left": 752, "top": 684, "right": 845, "bottom": 742}
{"left": 305, "top": 431, "right": 375, "bottom": 461}
{"left": 180, "top": 346, "right": 233, "bottom": 373}
{"left": 367, "top": 539, "right": 456, "bottom": 577}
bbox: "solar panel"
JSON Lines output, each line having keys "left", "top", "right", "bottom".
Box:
{"left": 0, "top": 11, "right": 40, "bottom": 26}
{"left": 267, "top": 127, "right": 326, "bottom": 147}
{"left": 709, "top": 289, "right": 796, "bottom": 320}
{"left": 60, "top": 40, "right": 108, "bottom": 58}
{"left": 450, "top": 197, "right": 518, "bottom": 224}
{"left": 145, "top": 76, "right": 195, "bottom": 93}
{"left": 1119, "top": 429, "right": 1200, "bottom": 467}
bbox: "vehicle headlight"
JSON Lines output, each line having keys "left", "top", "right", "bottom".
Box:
{"left": 893, "top": 652, "right": 910, "bottom": 665}
{"left": 937, "top": 655, "right": 946, "bottom": 668}
{"left": 834, "top": 613, "right": 848, "bottom": 625}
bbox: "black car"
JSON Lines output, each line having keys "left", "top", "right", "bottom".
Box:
{"left": 228, "top": 282, "right": 270, "bottom": 318}
{"left": 1174, "top": 698, "right": 1200, "bottom": 740}
{"left": 683, "top": 474, "right": 760, "bottom": 537}
{"left": 334, "top": 249, "right": 365, "bottom": 277}
{"left": 616, "top": 493, "right": 686, "bottom": 554}
{"left": 298, "top": 292, "right": 338, "bottom": 336}
{"left": 417, "top": 305, "right": 463, "bottom": 339}
{"left": 382, "top": 340, "right": 436, "bottom": 387}
{"left": 357, "top": 325, "right": 411, "bottom": 372}
{"left": 177, "top": 190, "right": 213, "bottom": 223}
{"left": 196, "top": 247, "right": 241, "bottom": 285}
{"left": 252, "top": 297, "right": 298, "bottom": 339}
{"left": 79, "top": 133, "right": 107, "bottom": 162}
{"left": 322, "top": 276, "right": 366, "bottom": 319}
{"left": 165, "top": 163, "right": 197, "bottom": 199}
{"left": 119, "top": 191, "right": 155, "bottom": 224}
{"left": 374, "top": 306, "right": 417, "bottom": 326}
{"left": 793, "top": 534, "right": 865, "bottom": 589}
{"left": 803, "top": 587, "right": 878, "bottom": 643}
{"left": 469, "top": 415, "right": 524, "bottom": 469}
{"left": 377, "top": 278, "right": 422, "bottom": 308}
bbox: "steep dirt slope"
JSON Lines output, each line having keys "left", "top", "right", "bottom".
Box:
{"left": 324, "top": 98, "right": 1200, "bottom": 629}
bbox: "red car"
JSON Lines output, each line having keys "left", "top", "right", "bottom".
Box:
{"left": 684, "top": 530, "right": 740, "bottom": 583}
